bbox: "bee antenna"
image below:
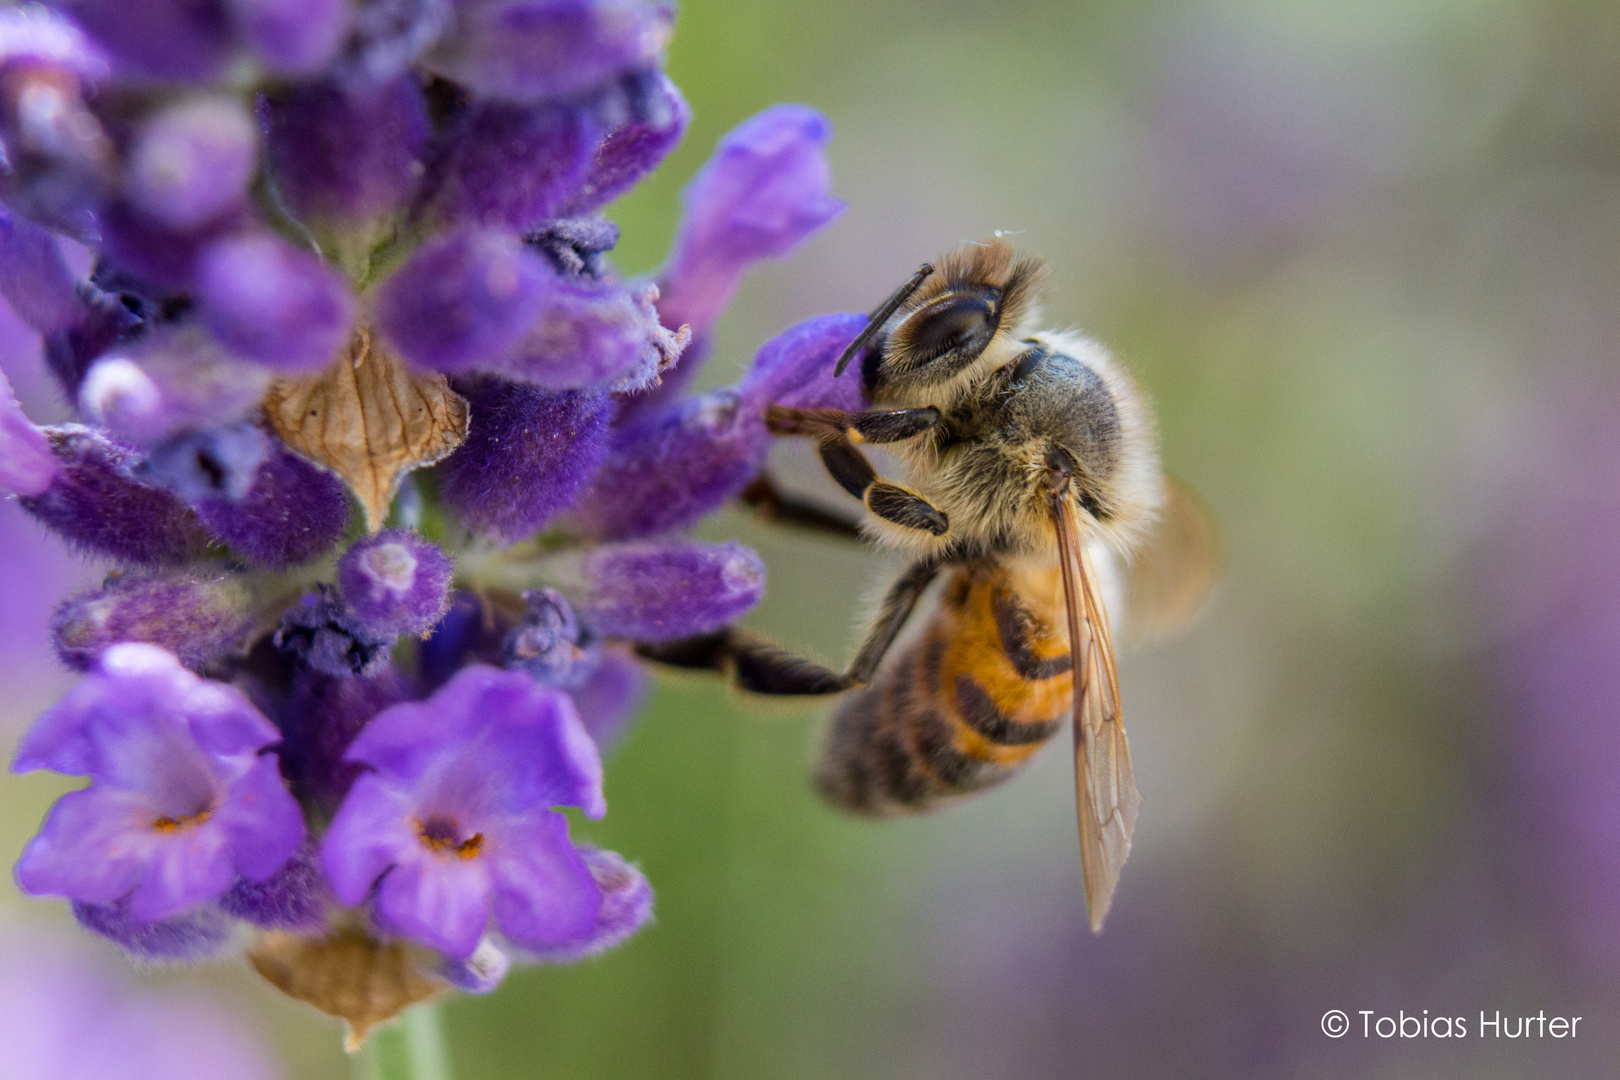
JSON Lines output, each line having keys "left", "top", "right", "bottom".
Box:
{"left": 834, "top": 263, "right": 934, "bottom": 377}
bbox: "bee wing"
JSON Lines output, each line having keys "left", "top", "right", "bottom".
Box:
{"left": 1053, "top": 493, "right": 1141, "bottom": 933}
{"left": 1123, "top": 476, "right": 1220, "bottom": 644}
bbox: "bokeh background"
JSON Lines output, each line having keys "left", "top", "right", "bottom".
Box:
{"left": 7, "top": 0, "right": 1620, "bottom": 1076}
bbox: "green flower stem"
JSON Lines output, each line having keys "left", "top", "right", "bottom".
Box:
{"left": 356, "top": 1003, "right": 454, "bottom": 1080}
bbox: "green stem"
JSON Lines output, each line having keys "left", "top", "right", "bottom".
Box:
{"left": 355, "top": 1003, "right": 454, "bottom": 1080}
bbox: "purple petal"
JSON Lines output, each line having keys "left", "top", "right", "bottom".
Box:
{"left": 563, "top": 70, "right": 688, "bottom": 215}
{"left": 216, "top": 754, "right": 305, "bottom": 880}
{"left": 0, "top": 204, "right": 82, "bottom": 334}
{"left": 573, "top": 388, "right": 768, "bottom": 539}
{"left": 97, "top": 202, "right": 249, "bottom": 293}
{"left": 49, "top": 0, "right": 234, "bottom": 83}
{"left": 512, "top": 846, "right": 649, "bottom": 961}
{"left": 423, "top": 101, "right": 596, "bottom": 232}
{"left": 219, "top": 837, "right": 332, "bottom": 931}
{"left": 230, "top": 0, "right": 349, "bottom": 74}
{"left": 566, "top": 646, "right": 646, "bottom": 753}
{"left": 193, "top": 445, "right": 352, "bottom": 567}
{"left": 737, "top": 310, "right": 869, "bottom": 413}
{"left": 51, "top": 572, "right": 254, "bottom": 672}
{"left": 71, "top": 896, "right": 233, "bottom": 960}
{"left": 501, "top": 277, "right": 672, "bottom": 389}
{"left": 424, "top": 0, "right": 674, "bottom": 104}
{"left": 659, "top": 104, "right": 845, "bottom": 338}
{"left": 278, "top": 667, "right": 411, "bottom": 815}
{"left": 0, "top": 367, "right": 58, "bottom": 496}
{"left": 375, "top": 850, "right": 493, "bottom": 959}
{"left": 436, "top": 375, "right": 610, "bottom": 541}
{"left": 79, "top": 328, "right": 272, "bottom": 448}
{"left": 125, "top": 821, "right": 236, "bottom": 921}
{"left": 0, "top": 6, "right": 110, "bottom": 81}
{"left": 263, "top": 76, "right": 430, "bottom": 228}
{"left": 336, "top": 529, "right": 454, "bottom": 637}
{"left": 125, "top": 98, "right": 257, "bottom": 232}
{"left": 196, "top": 235, "right": 356, "bottom": 372}
{"left": 437, "top": 938, "right": 510, "bottom": 993}
{"left": 14, "top": 786, "right": 151, "bottom": 903}
{"left": 17, "top": 426, "right": 214, "bottom": 565}
{"left": 320, "top": 772, "right": 417, "bottom": 904}
{"left": 374, "top": 228, "right": 549, "bottom": 373}
{"left": 580, "top": 540, "right": 765, "bottom": 641}
{"left": 487, "top": 811, "right": 599, "bottom": 949}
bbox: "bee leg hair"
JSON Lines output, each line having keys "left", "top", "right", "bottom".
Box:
{"left": 636, "top": 628, "right": 853, "bottom": 695}
{"left": 765, "top": 407, "right": 949, "bottom": 537}
{"left": 846, "top": 555, "right": 943, "bottom": 682}
{"left": 739, "top": 474, "right": 863, "bottom": 540}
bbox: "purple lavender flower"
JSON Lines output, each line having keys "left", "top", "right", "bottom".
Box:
{"left": 579, "top": 540, "right": 765, "bottom": 641}
{"left": 192, "top": 445, "right": 351, "bottom": 567}
{"left": 423, "top": 100, "right": 597, "bottom": 232}
{"left": 124, "top": 98, "right": 258, "bottom": 232}
{"left": 51, "top": 571, "right": 254, "bottom": 672}
{"left": 50, "top": 0, "right": 235, "bottom": 84}
{"left": 511, "top": 846, "right": 651, "bottom": 962}
{"left": 563, "top": 70, "right": 688, "bottom": 216}
{"left": 337, "top": 529, "right": 454, "bottom": 637}
{"left": 196, "top": 234, "right": 356, "bottom": 372}
{"left": 321, "top": 665, "right": 606, "bottom": 958}
{"left": 232, "top": 0, "right": 350, "bottom": 75}
{"left": 12, "top": 643, "right": 304, "bottom": 921}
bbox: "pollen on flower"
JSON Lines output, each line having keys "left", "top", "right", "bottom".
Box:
{"left": 151, "top": 807, "right": 213, "bottom": 833}
{"left": 416, "top": 817, "right": 485, "bottom": 859}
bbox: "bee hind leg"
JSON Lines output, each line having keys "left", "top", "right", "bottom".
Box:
{"left": 739, "top": 474, "right": 863, "bottom": 541}
{"left": 636, "top": 628, "right": 853, "bottom": 695}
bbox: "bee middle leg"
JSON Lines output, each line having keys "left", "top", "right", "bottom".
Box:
{"left": 764, "top": 405, "right": 949, "bottom": 537}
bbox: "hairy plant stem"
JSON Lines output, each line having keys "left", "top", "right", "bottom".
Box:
{"left": 356, "top": 1003, "right": 453, "bottom": 1080}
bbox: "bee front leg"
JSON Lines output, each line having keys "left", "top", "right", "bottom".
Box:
{"left": 764, "top": 406, "right": 949, "bottom": 537}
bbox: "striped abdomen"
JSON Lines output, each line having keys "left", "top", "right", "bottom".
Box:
{"left": 816, "top": 560, "right": 1072, "bottom": 814}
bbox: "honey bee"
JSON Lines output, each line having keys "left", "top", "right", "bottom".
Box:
{"left": 643, "top": 240, "right": 1217, "bottom": 931}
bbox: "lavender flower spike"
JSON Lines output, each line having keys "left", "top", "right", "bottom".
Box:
{"left": 321, "top": 665, "right": 609, "bottom": 959}
{"left": 580, "top": 540, "right": 766, "bottom": 641}
{"left": 337, "top": 530, "right": 454, "bottom": 638}
{"left": 13, "top": 644, "right": 305, "bottom": 921}
{"left": 658, "top": 104, "right": 846, "bottom": 339}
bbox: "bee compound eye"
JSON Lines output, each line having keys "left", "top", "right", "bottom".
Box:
{"left": 905, "top": 293, "right": 999, "bottom": 368}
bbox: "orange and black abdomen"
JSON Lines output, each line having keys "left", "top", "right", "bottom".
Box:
{"left": 816, "top": 562, "right": 1073, "bottom": 814}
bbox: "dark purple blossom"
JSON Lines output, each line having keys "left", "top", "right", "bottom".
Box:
{"left": 374, "top": 228, "right": 549, "bottom": 372}
{"left": 275, "top": 667, "right": 413, "bottom": 817}
{"left": 580, "top": 540, "right": 765, "bottom": 641}
{"left": 219, "top": 838, "right": 333, "bottom": 931}
{"left": 125, "top": 98, "right": 258, "bottom": 232}
{"left": 563, "top": 70, "right": 688, "bottom": 215}
{"left": 12, "top": 643, "right": 304, "bottom": 921}
{"left": 231, "top": 0, "right": 350, "bottom": 75}
{"left": 51, "top": 571, "right": 255, "bottom": 672}
{"left": 72, "top": 895, "right": 235, "bottom": 960}
{"left": 737, "top": 310, "right": 869, "bottom": 413}
{"left": 193, "top": 445, "right": 351, "bottom": 566}
{"left": 196, "top": 235, "right": 356, "bottom": 372}
{"left": 503, "top": 275, "right": 670, "bottom": 388}
{"left": 48, "top": 0, "right": 234, "bottom": 83}
{"left": 337, "top": 529, "right": 454, "bottom": 637}
{"left": 424, "top": 100, "right": 597, "bottom": 232}
{"left": 274, "top": 586, "right": 395, "bottom": 678}
{"left": 0, "top": 204, "right": 83, "bottom": 334}
{"left": 423, "top": 0, "right": 674, "bottom": 104}
{"left": 321, "top": 665, "right": 606, "bottom": 958}
{"left": 262, "top": 77, "right": 430, "bottom": 228}
{"left": 18, "top": 426, "right": 215, "bottom": 565}
{"left": 436, "top": 375, "right": 611, "bottom": 540}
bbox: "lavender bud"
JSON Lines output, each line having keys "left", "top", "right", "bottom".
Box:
{"left": 196, "top": 234, "right": 356, "bottom": 372}
{"left": 424, "top": 101, "right": 596, "bottom": 232}
{"left": 192, "top": 444, "right": 352, "bottom": 566}
{"left": 0, "top": 367, "right": 58, "bottom": 496}
{"left": 51, "top": 0, "right": 235, "bottom": 84}
{"left": 274, "top": 585, "right": 395, "bottom": 677}
{"left": 125, "top": 98, "right": 258, "bottom": 232}
{"left": 0, "top": 204, "right": 82, "bottom": 333}
{"left": 579, "top": 540, "right": 765, "bottom": 641}
{"left": 511, "top": 848, "right": 651, "bottom": 962}
{"left": 229, "top": 0, "right": 350, "bottom": 75}
{"left": 139, "top": 422, "right": 271, "bottom": 503}
{"left": 438, "top": 938, "right": 510, "bottom": 994}
{"left": 218, "top": 839, "right": 332, "bottom": 931}
{"left": 563, "top": 70, "right": 688, "bottom": 216}
{"left": 97, "top": 199, "right": 247, "bottom": 293}
{"left": 71, "top": 898, "right": 233, "bottom": 962}
{"left": 436, "top": 375, "right": 611, "bottom": 541}
{"left": 566, "top": 645, "right": 645, "bottom": 753}
{"left": 79, "top": 328, "right": 272, "bottom": 448}
{"left": 336, "top": 529, "right": 453, "bottom": 637}
{"left": 18, "top": 426, "right": 213, "bottom": 565}
{"left": 504, "top": 587, "right": 597, "bottom": 686}
{"left": 574, "top": 388, "right": 767, "bottom": 540}
{"left": 373, "top": 228, "right": 548, "bottom": 373}
{"left": 262, "top": 76, "right": 429, "bottom": 228}
{"left": 502, "top": 274, "right": 658, "bottom": 389}
{"left": 51, "top": 571, "right": 254, "bottom": 672}
{"left": 737, "top": 310, "right": 869, "bottom": 413}
{"left": 424, "top": 0, "right": 675, "bottom": 104}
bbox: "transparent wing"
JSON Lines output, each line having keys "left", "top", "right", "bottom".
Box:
{"left": 1123, "top": 476, "right": 1220, "bottom": 644}
{"left": 1053, "top": 493, "right": 1141, "bottom": 933}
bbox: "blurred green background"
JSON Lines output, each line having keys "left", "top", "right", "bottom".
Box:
{"left": 8, "top": 0, "right": 1620, "bottom": 1076}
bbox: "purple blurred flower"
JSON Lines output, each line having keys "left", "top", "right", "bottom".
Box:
{"left": 563, "top": 70, "right": 688, "bottom": 215}
{"left": 423, "top": 101, "right": 597, "bottom": 232}
{"left": 337, "top": 529, "right": 453, "bottom": 637}
{"left": 72, "top": 895, "right": 235, "bottom": 961}
{"left": 231, "top": 0, "right": 349, "bottom": 75}
{"left": 125, "top": 98, "right": 257, "bottom": 232}
{"left": 321, "top": 664, "right": 610, "bottom": 958}
{"left": 0, "top": 367, "right": 58, "bottom": 495}
{"left": 12, "top": 643, "right": 304, "bottom": 921}
{"left": 579, "top": 539, "right": 765, "bottom": 640}
{"left": 0, "top": 205, "right": 83, "bottom": 334}
{"left": 196, "top": 235, "right": 356, "bottom": 372}
{"left": 78, "top": 329, "right": 272, "bottom": 448}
